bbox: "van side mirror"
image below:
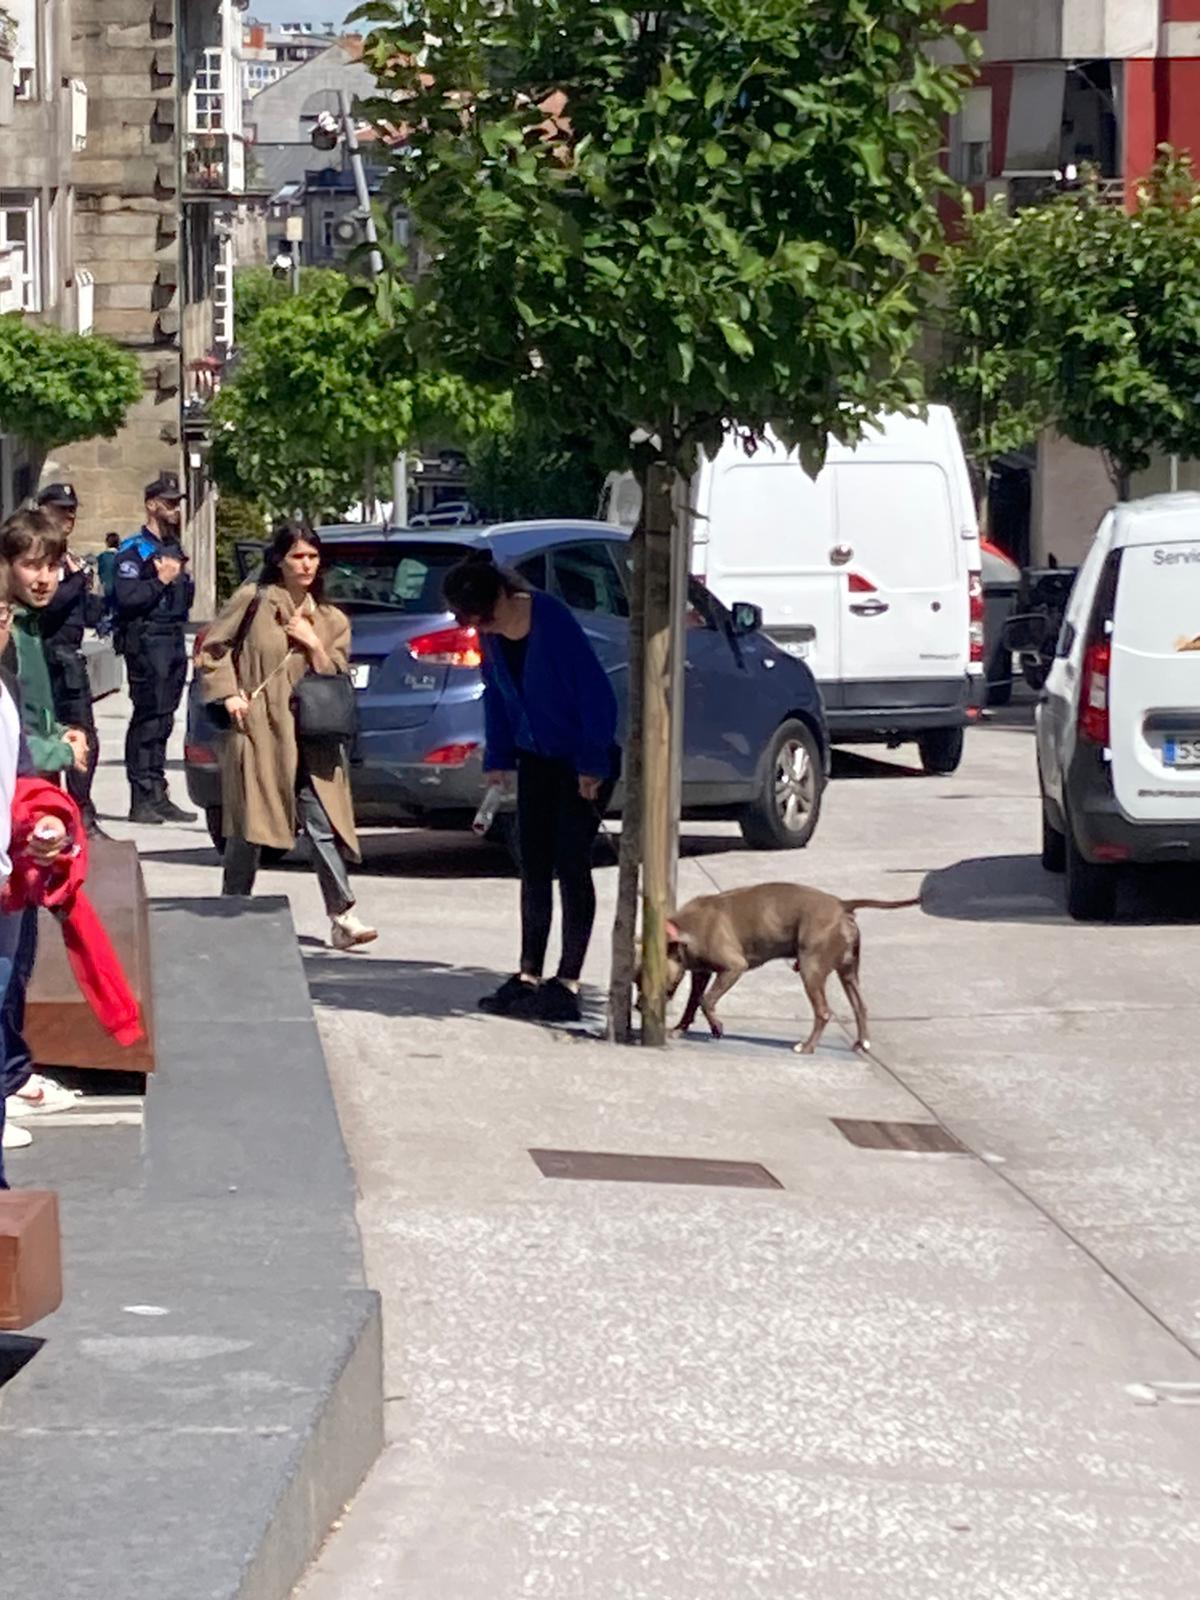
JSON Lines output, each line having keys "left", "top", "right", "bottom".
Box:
{"left": 1002, "top": 611, "right": 1049, "bottom": 652}
{"left": 730, "top": 601, "right": 762, "bottom": 636}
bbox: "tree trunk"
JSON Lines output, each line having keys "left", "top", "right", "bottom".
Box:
{"left": 606, "top": 496, "right": 647, "bottom": 1044}
{"left": 638, "top": 461, "right": 675, "bottom": 1048}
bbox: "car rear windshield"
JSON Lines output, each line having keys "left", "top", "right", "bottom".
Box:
{"left": 320, "top": 542, "right": 471, "bottom": 614}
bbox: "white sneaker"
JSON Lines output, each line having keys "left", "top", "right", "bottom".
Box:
{"left": 2, "top": 1121, "right": 32, "bottom": 1149}
{"left": 330, "top": 910, "right": 378, "bottom": 951}
{"left": 8, "top": 1073, "right": 80, "bottom": 1118}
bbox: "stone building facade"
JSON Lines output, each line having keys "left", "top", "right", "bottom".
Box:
{"left": 0, "top": 0, "right": 246, "bottom": 612}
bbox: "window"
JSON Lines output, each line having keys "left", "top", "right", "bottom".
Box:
{"left": 322, "top": 208, "right": 336, "bottom": 252}
{"left": 955, "top": 87, "right": 992, "bottom": 186}
{"left": 550, "top": 542, "right": 629, "bottom": 618}
{"left": 515, "top": 552, "right": 547, "bottom": 591}
{"left": 192, "top": 48, "right": 224, "bottom": 132}
{"left": 320, "top": 542, "right": 472, "bottom": 614}
{"left": 0, "top": 194, "right": 41, "bottom": 312}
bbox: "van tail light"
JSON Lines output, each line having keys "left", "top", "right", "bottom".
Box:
{"left": 968, "top": 570, "right": 984, "bottom": 665}
{"left": 422, "top": 741, "right": 480, "bottom": 766}
{"left": 1079, "top": 640, "right": 1111, "bottom": 746}
{"left": 407, "top": 625, "right": 482, "bottom": 668}
{"left": 847, "top": 571, "right": 877, "bottom": 594}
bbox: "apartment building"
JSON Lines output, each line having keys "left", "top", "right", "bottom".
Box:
{"left": 0, "top": 0, "right": 88, "bottom": 512}
{"left": 947, "top": 1, "right": 1200, "bottom": 564}
{"left": 242, "top": 18, "right": 336, "bottom": 98}
{"left": 0, "top": 0, "right": 251, "bottom": 609}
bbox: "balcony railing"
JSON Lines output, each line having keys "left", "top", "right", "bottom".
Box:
{"left": 183, "top": 130, "right": 246, "bottom": 197}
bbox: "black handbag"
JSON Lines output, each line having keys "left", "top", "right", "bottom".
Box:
{"left": 291, "top": 670, "right": 358, "bottom": 744}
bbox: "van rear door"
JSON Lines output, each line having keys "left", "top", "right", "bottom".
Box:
{"left": 700, "top": 455, "right": 840, "bottom": 684}
{"left": 828, "top": 461, "right": 964, "bottom": 696}
{"left": 1109, "top": 532, "right": 1200, "bottom": 823}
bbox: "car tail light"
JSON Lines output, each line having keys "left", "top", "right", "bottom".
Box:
{"left": 422, "top": 741, "right": 480, "bottom": 766}
{"left": 968, "top": 570, "right": 984, "bottom": 665}
{"left": 847, "top": 571, "right": 877, "bottom": 594}
{"left": 185, "top": 742, "right": 218, "bottom": 766}
{"left": 1079, "top": 640, "right": 1111, "bottom": 746}
{"left": 407, "top": 625, "right": 482, "bottom": 668}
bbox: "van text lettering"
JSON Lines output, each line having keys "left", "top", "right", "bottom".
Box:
{"left": 1153, "top": 547, "right": 1200, "bottom": 565}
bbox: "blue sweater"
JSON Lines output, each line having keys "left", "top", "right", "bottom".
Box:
{"left": 481, "top": 592, "right": 619, "bottom": 780}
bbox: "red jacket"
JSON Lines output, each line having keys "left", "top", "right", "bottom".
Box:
{"left": 4, "top": 779, "right": 144, "bottom": 1047}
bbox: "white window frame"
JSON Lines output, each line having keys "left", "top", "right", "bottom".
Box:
{"left": 190, "top": 47, "right": 225, "bottom": 133}
{"left": 0, "top": 193, "right": 42, "bottom": 313}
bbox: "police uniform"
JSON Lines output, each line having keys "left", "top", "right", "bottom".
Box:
{"left": 36, "top": 482, "right": 105, "bottom": 831}
{"left": 114, "top": 474, "right": 195, "bottom": 823}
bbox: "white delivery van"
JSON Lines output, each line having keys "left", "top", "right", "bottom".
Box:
{"left": 602, "top": 407, "right": 983, "bottom": 773}
{"left": 1037, "top": 493, "right": 1200, "bottom": 920}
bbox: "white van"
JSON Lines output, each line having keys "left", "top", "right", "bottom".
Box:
{"left": 602, "top": 407, "right": 983, "bottom": 773}
{"left": 1036, "top": 493, "right": 1200, "bottom": 919}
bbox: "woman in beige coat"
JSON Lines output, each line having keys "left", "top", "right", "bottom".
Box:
{"left": 196, "top": 523, "right": 376, "bottom": 950}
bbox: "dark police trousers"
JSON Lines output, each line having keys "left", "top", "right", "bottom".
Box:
{"left": 124, "top": 632, "right": 187, "bottom": 808}
{"left": 47, "top": 647, "right": 98, "bottom": 822}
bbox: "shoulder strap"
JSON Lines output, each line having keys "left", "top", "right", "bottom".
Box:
{"left": 229, "top": 588, "right": 263, "bottom": 682}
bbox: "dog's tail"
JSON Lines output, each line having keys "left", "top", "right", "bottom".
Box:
{"left": 841, "top": 895, "right": 922, "bottom": 914}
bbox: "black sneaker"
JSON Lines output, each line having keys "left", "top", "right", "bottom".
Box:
{"left": 479, "top": 975, "right": 541, "bottom": 1017}
{"left": 155, "top": 797, "right": 197, "bottom": 824}
{"left": 535, "top": 978, "right": 582, "bottom": 1025}
{"left": 129, "top": 801, "right": 164, "bottom": 825}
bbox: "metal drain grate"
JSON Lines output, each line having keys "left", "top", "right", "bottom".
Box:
{"left": 529, "top": 1149, "right": 783, "bottom": 1189}
{"left": 832, "top": 1119, "right": 967, "bottom": 1154}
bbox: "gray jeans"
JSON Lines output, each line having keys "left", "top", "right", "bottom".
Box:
{"left": 222, "top": 778, "right": 354, "bottom": 918}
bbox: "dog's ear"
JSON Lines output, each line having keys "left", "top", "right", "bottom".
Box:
{"left": 666, "top": 919, "right": 681, "bottom": 941}
{"left": 665, "top": 919, "right": 693, "bottom": 949}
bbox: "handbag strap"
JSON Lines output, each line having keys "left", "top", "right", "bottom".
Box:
{"left": 229, "top": 588, "right": 262, "bottom": 686}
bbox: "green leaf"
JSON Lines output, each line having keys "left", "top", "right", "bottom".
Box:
{"left": 716, "top": 318, "right": 754, "bottom": 359}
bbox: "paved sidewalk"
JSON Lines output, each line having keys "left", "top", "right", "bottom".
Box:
{"left": 86, "top": 692, "right": 1200, "bottom": 1596}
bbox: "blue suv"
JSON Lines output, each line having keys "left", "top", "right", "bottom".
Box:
{"left": 185, "top": 520, "right": 830, "bottom": 852}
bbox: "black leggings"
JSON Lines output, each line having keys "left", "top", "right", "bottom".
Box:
{"left": 517, "top": 751, "right": 614, "bottom": 983}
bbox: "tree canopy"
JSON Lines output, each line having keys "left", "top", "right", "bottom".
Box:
{"left": 212, "top": 272, "right": 510, "bottom": 522}
{"left": 938, "top": 152, "right": 1200, "bottom": 491}
{"left": 357, "top": 0, "right": 975, "bottom": 476}
{"left": 0, "top": 314, "right": 141, "bottom": 450}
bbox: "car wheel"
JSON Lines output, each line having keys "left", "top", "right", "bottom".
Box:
{"left": 205, "top": 805, "right": 226, "bottom": 858}
{"left": 986, "top": 643, "right": 1013, "bottom": 707}
{"left": 205, "top": 805, "right": 289, "bottom": 867}
{"left": 487, "top": 810, "right": 522, "bottom": 873}
{"left": 917, "top": 726, "right": 965, "bottom": 776}
{"left": 1064, "top": 818, "right": 1117, "bottom": 921}
{"left": 738, "top": 720, "right": 823, "bottom": 850}
{"left": 1041, "top": 802, "right": 1066, "bottom": 874}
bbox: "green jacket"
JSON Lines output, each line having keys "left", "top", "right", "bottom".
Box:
{"left": 12, "top": 607, "right": 73, "bottom": 774}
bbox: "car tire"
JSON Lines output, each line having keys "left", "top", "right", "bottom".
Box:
{"left": 1064, "top": 818, "right": 1117, "bottom": 921}
{"left": 206, "top": 805, "right": 226, "bottom": 858}
{"left": 738, "top": 719, "right": 823, "bottom": 851}
{"left": 986, "top": 643, "right": 1013, "bottom": 707}
{"left": 205, "top": 804, "right": 289, "bottom": 867}
{"left": 1041, "top": 803, "right": 1066, "bottom": 874}
{"left": 917, "top": 726, "right": 965, "bottom": 776}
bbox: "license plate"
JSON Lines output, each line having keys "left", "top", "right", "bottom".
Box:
{"left": 350, "top": 663, "right": 371, "bottom": 690}
{"left": 1163, "top": 737, "right": 1200, "bottom": 767}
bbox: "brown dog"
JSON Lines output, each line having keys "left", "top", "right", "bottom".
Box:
{"left": 662, "top": 883, "right": 920, "bottom": 1054}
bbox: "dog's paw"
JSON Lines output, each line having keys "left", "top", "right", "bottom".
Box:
{"left": 708, "top": 1022, "right": 724, "bottom": 1041}
{"left": 793, "top": 1041, "right": 817, "bottom": 1055}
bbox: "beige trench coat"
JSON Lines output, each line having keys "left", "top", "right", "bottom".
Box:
{"left": 196, "top": 581, "right": 360, "bottom": 858}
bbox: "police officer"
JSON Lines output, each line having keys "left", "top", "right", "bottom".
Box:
{"left": 35, "top": 482, "right": 106, "bottom": 835}
{"left": 114, "top": 472, "right": 196, "bottom": 825}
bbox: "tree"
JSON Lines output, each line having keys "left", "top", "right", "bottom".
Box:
{"left": 0, "top": 314, "right": 141, "bottom": 456}
{"left": 212, "top": 272, "right": 509, "bottom": 522}
{"left": 467, "top": 407, "right": 605, "bottom": 521}
{"left": 938, "top": 153, "right": 1200, "bottom": 499}
{"left": 357, "top": 0, "right": 974, "bottom": 1041}
{"left": 232, "top": 265, "right": 349, "bottom": 341}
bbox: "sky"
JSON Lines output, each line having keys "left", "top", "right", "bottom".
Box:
{"left": 246, "top": 2, "right": 350, "bottom": 25}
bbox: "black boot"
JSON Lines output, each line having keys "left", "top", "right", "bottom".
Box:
{"left": 129, "top": 798, "right": 164, "bottom": 825}
{"left": 155, "top": 791, "right": 196, "bottom": 824}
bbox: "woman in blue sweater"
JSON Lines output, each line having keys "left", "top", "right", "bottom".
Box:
{"left": 444, "top": 551, "right": 619, "bottom": 1023}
